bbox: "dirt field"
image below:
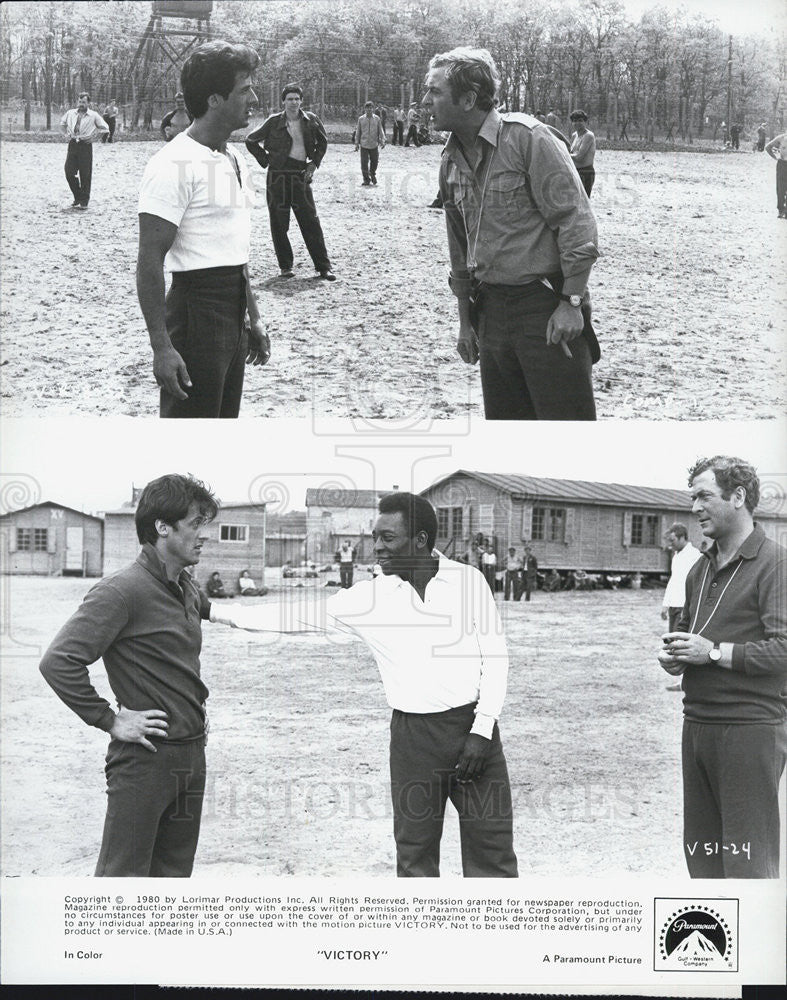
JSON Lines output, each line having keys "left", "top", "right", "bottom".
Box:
{"left": 1, "top": 575, "right": 687, "bottom": 879}
{"left": 1, "top": 140, "right": 784, "bottom": 419}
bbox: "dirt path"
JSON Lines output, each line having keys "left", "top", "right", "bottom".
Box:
{"left": 1, "top": 142, "right": 784, "bottom": 419}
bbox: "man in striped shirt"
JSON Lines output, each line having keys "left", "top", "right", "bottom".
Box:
{"left": 61, "top": 92, "right": 109, "bottom": 209}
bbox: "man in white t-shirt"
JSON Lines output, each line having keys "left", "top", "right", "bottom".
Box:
{"left": 137, "top": 41, "right": 270, "bottom": 418}
{"left": 662, "top": 523, "right": 702, "bottom": 632}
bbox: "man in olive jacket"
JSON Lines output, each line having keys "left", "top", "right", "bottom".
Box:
{"left": 245, "top": 82, "right": 335, "bottom": 280}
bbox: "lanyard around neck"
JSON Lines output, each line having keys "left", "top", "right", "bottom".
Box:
{"left": 458, "top": 122, "right": 501, "bottom": 274}
{"left": 689, "top": 558, "right": 743, "bottom": 636}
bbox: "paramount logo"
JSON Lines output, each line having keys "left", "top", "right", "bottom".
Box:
{"left": 654, "top": 899, "right": 738, "bottom": 973}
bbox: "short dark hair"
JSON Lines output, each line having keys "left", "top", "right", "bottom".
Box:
{"left": 688, "top": 456, "right": 760, "bottom": 513}
{"left": 79, "top": 92, "right": 90, "bottom": 101}
{"left": 427, "top": 47, "right": 500, "bottom": 112}
{"left": 377, "top": 492, "right": 437, "bottom": 551}
{"left": 135, "top": 474, "right": 219, "bottom": 545}
{"left": 364, "top": 100, "right": 373, "bottom": 107}
{"left": 281, "top": 82, "right": 303, "bottom": 102}
{"left": 570, "top": 109, "right": 588, "bottom": 122}
{"left": 668, "top": 523, "right": 689, "bottom": 539}
{"left": 181, "top": 40, "right": 259, "bottom": 119}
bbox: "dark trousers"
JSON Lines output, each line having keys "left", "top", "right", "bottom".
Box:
{"left": 266, "top": 160, "right": 331, "bottom": 272}
{"left": 339, "top": 564, "right": 353, "bottom": 588}
{"left": 392, "top": 121, "right": 404, "bottom": 145}
{"left": 682, "top": 720, "right": 787, "bottom": 878}
{"left": 64, "top": 139, "right": 93, "bottom": 205}
{"left": 160, "top": 265, "right": 248, "bottom": 419}
{"left": 667, "top": 606, "right": 683, "bottom": 632}
{"left": 577, "top": 166, "right": 595, "bottom": 196}
{"left": 95, "top": 738, "right": 206, "bottom": 877}
{"left": 477, "top": 282, "right": 596, "bottom": 420}
{"left": 390, "top": 703, "right": 518, "bottom": 877}
{"left": 404, "top": 124, "right": 420, "bottom": 147}
{"left": 102, "top": 117, "right": 116, "bottom": 143}
{"left": 523, "top": 575, "right": 535, "bottom": 601}
{"left": 360, "top": 146, "right": 379, "bottom": 183}
{"left": 776, "top": 159, "right": 787, "bottom": 213}
{"left": 482, "top": 564, "right": 497, "bottom": 592}
{"left": 503, "top": 570, "right": 522, "bottom": 601}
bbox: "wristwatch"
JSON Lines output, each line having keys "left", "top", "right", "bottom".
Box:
{"left": 707, "top": 642, "right": 722, "bottom": 663}
{"left": 558, "top": 292, "right": 583, "bottom": 308}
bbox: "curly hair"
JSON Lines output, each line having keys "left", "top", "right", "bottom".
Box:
{"left": 427, "top": 47, "right": 500, "bottom": 112}
{"left": 378, "top": 492, "right": 437, "bottom": 551}
{"left": 688, "top": 456, "right": 760, "bottom": 513}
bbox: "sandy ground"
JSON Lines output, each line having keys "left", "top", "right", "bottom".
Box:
{"left": 1, "top": 576, "right": 688, "bottom": 879}
{"left": 1, "top": 141, "right": 784, "bottom": 419}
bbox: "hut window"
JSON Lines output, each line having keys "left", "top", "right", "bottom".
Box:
{"left": 219, "top": 524, "right": 248, "bottom": 543}
{"left": 631, "top": 514, "right": 659, "bottom": 547}
{"left": 33, "top": 528, "right": 49, "bottom": 552}
{"left": 16, "top": 528, "right": 31, "bottom": 551}
{"left": 437, "top": 507, "right": 463, "bottom": 538}
{"left": 532, "top": 507, "right": 566, "bottom": 542}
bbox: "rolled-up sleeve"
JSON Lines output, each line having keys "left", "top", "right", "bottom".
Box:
{"left": 525, "top": 127, "right": 599, "bottom": 277}
{"left": 440, "top": 159, "right": 472, "bottom": 300}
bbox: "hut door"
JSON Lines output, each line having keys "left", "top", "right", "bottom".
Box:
{"left": 65, "top": 527, "right": 84, "bottom": 572}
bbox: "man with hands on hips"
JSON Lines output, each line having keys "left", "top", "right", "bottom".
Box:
{"left": 209, "top": 491, "right": 518, "bottom": 878}
{"left": 39, "top": 475, "right": 218, "bottom": 877}
{"left": 659, "top": 455, "right": 787, "bottom": 878}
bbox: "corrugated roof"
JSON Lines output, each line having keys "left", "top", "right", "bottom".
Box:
{"left": 0, "top": 500, "right": 103, "bottom": 522}
{"left": 423, "top": 470, "right": 783, "bottom": 514}
{"left": 305, "top": 488, "right": 395, "bottom": 509}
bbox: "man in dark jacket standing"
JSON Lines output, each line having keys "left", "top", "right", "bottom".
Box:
{"left": 659, "top": 456, "right": 787, "bottom": 878}
{"left": 246, "top": 83, "right": 335, "bottom": 280}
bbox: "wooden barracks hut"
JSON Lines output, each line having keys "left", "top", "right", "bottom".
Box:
{"left": 419, "top": 470, "right": 787, "bottom": 577}
{"left": 0, "top": 501, "right": 103, "bottom": 576}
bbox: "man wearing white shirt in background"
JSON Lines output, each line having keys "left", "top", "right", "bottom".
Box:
{"left": 137, "top": 40, "right": 270, "bottom": 419}
{"left": 662, "top": 523, "right": 702, "bottom": 632}
{"left": 210, "top": 491, "right": 518, "bottom": 878}
{"left": 61, "top": 92, "right": 109, "bottom": 209}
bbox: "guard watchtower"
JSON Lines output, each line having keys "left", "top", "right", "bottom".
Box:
{"left": 129, "top": 0, "right": 213, "bottom": 128}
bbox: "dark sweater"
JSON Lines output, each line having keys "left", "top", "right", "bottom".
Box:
{"left": 679, "top": 524, "right": 787, "bottom": 723}
{"left": 39, "top": 544, "right": 210, "bottom": 741}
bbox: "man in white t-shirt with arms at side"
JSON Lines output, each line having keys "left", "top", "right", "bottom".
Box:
{"left": 137, "top": 41, "right": 270, "bottom": 418}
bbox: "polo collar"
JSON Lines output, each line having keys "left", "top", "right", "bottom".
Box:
{"left": 379, "top": 549, "right": 450, "bottom": 591}
{"left": 702, "top": 522, "right": 766, "bottom": 566}
{"left": 137, "top": 542, "right": 191, "bottom": 589}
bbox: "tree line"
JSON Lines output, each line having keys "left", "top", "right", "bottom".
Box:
{"left": 1, "top": 0, "right": 784, "bottom": 137}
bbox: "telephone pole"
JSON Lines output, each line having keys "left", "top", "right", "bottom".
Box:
{"left": 726, "top": 35, "right": 733, "bottom": 140}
